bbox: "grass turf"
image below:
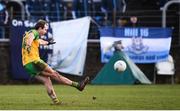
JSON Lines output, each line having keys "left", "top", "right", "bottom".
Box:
{"left": 0, "top": 84, "right": 180, "bottom": 110}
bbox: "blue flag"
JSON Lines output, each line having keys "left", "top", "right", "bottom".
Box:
{"left": 100, "top": 27, "right": 173, "bottom": 63}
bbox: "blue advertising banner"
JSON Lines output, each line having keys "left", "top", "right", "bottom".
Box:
{"left": 100, "top": 27, "right": 172, "bottom": 63}
{"left": 10, "top": 19, "right": 53, "bottom": 79}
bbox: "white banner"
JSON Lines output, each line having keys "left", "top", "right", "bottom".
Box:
{"left": 49, "top": 17, "right": 91, "bottom": 76}
{"left": 100, "top": 27, "right": 172, "bottom": 63}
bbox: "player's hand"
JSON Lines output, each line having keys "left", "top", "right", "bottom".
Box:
{"left": 47, "top": 38, "right": 56, "bottom": 45}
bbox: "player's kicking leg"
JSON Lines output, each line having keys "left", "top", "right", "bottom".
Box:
{"left": 41, "top": 66, "right": 90, "bottom": 91}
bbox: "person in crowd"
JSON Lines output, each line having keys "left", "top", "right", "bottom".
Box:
{"left": 49, "top": 0, "right": 66, "bottom": 21}
{"left": 0, "top": 0, "right": 8, "bottom": 38}
{"left": 25, "top": 0, "right": 44, "bottom": 21}
{"left": 130, "top": 16, "right": 138, "bottom": 27}
{"left": 101, "top": 0, "right": 126, "bottom": 26}
{"left": 72, "top": 0, "right": 94, "bottom": 19}
{"left": 117, "top": 17, "right": 127, "bottom": 27}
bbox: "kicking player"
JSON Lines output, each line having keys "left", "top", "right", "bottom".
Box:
{"left": 21, "top": 19, "right": 89, "bottom": 105}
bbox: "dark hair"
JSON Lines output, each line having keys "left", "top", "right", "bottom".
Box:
{"left": 34, "top": 19, "right": 48, "bottom": 30}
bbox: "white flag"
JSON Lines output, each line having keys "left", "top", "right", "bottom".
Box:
{"left": 50, "top": 17, "right": 91, "bottom": 76}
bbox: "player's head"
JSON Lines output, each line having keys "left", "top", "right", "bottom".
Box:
{"left": 35, "top": 19, "right": 49, "bottom": 36}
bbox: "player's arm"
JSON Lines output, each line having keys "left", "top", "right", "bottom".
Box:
{"left": 26, "top": 32, "right": 35, "bottom": 46}
{"left": 25, "top": 32, "right": 34, "bottom": 53}
{"left": 39, "top": 39, "right": 49, "bottom": 45}
{"left": 39, "top": 38, "right": 56, "bottom": 45}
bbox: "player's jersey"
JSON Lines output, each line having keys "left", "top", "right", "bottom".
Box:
{"left": 22, "top": 29, "right": 40, "bottom": 66}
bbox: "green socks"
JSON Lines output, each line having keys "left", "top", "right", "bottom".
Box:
{"left": 72, "top": 81, "right": 79, "bottom": 88}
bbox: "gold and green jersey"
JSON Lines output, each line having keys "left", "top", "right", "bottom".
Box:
{"left": 22, "top": 29, "right": 40, "bottom": 66}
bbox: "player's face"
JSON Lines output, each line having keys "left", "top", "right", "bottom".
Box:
{"left": 39, "top": 24, "right": 49, "bottom": 36}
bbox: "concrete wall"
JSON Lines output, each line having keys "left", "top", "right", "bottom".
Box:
{"left": 0, "top": 42, "right": 10, "bottom": 84}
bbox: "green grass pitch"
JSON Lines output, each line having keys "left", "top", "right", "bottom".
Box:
{"left": 0, "top": 84, "right": 180, "bottom": 110}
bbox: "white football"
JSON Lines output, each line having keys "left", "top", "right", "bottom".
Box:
{"left": 114, "top": 60, "right": 127, "bottom": 72}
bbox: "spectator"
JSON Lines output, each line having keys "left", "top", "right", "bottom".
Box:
{"left": 117, "top": 17, "right": 127, "bottom": 27}
{"left": 130, "top": 16, "right": 138, "bottom": 27}
{"left": 43, "top": 0, "right": 51, "bottom": 22}
{"left": 101, "top": 0, "right": 126, "bottom": 26}
{"left": 49, "top": 0, "right": 65, "bottom": 22}
{"left": 72, "top": 0, "right": 94, "bottom": 19}
{"left": 25, "top": 0, "right": 44, "bottom": 21}
{"left": 0, "top": 0, "right": 9, "bottom": 39}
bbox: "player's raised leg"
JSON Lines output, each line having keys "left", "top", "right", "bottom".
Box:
{"left": 41, "top": 65, "right": 90, "bottom": 91}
